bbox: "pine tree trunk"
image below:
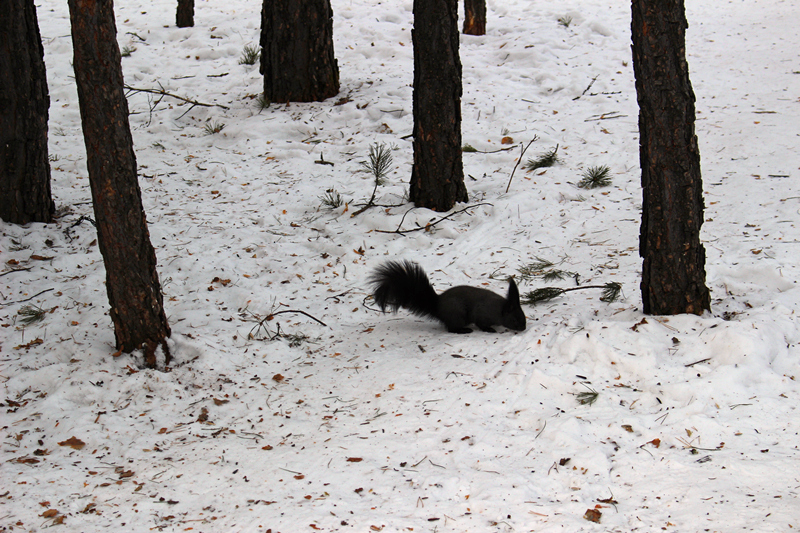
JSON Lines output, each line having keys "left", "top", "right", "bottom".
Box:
{"left": 176, "top": 0, "right": 194, "bottom": 28}
{"left": 0, "top": 0, "right": 54, "bottom": 224}
{"left": 68, "top": 0, "right": 171, "bottom": 368}
{"left": 631, "top": 0, "right": 711, "bottom": 316}
{"left": 410, "top": 0, "right": 468, "bottom": 212}
{"left": 463, "top": 0, "right": 486, "bottom": 36}
{"left": 260, "top": 0, "right": 339, "bottom": 103}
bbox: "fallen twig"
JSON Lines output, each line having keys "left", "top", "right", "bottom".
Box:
{"left": 505, "top": 137, "right": 538, "bottom": 193}
{"left": 124, "top": 84, "right": 230, "bottom": 112}
{"left": 0, "top": 288, "right": 54, "bottom": 307}
{"left": 573, "top": 75, "right": 598, "bottom": 100}
{"left": 375, "top": 202, "right": 493, "bottom": 235}
{"left": 269, "top": 309, "right": 327, "bottom": 327}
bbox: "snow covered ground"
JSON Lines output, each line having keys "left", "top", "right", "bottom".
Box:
{"left": 2, "top": 0, "right": 800, "bottom": 531}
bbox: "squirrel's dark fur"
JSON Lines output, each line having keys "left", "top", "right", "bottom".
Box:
{"left": 370, "top": 260, "right": 527, "bottom": 334}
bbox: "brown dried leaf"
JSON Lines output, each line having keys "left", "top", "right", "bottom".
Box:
{"left": 58, "top": 436, "right": 86, "bottom": 450}
{"left": 583, "top": 508, "right": 602, "bottom": 523}
{"left": 346, "top": 457, "right": 363, "bottom": 463}
{"left": 14, "top": 338, "right": 44, "bottom": 350}
{"left": 41, "top": 509, "right": 59, "bottom": 518}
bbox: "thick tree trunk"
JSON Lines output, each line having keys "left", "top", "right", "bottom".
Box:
{"left": 260, "top": 0, "right": 339, "bottom": 103}
{"left": 463, "top": 0, "right": 486, "bottom": 36}
{"left": 176, "top": 0, "right": 194, "bottom": 28}
{"left": 68, "top": 0, "right": 171, "bottom": 367}
{"left": 410, "top": 0, "right": 468, "bottom": 212}
{"left": 631, "top": 0, "right": 711, "bottom": 316}
{"left": 0, "top": 0, "right": 54, "bottom": 224}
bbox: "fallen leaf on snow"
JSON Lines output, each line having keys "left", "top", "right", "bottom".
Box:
{"left": 58, "top": 436, "right": 86, "bottom": 450}
{"left": 583, "top": 508, "right": 602, "bottom": 523}
{"left": 14, "top": 338, "right": 44, "bottom": 350}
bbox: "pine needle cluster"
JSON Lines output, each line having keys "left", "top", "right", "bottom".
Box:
{"left": 18, "top": 305, "right": 47, "bottom": 326}
{"left": 518, "top": 258, "right": 621, "bottom": 305}
{"left": 576, "top": 387, "right": 599, "bottom": 405}
{"left": 578, "top": 165, "right": 612, "bottom": 189}
{"left": 518, "top": 257, "right": 578, "bottom": 284}
{"left": 360, "top": 142, "right": 393, "bottom": 185}
{"left": 238, "top": 44, "right": 261, "bottom": 66}
{"left": 203, "top": 120, "right": 225, "bottom": 135}
{"left": 525, "top": 145, "right": 560, "bottom": 171}
{"left": 522, "top": 282, "right": 621, "bottom": 305}
{"left": 320, "top": 188, "right": 345, "bottom": 209}
{"left": 351, "top": 142, "right": 395, "bottom": 216}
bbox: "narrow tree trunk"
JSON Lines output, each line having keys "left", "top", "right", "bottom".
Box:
{"left": 631, "top": 0, "right": 710, "bottom": 316}
{"left": 463, "top": 0, "right": 486, "bottom": 36}
{"left": 176, "top": 0, "right": 194, "bottom": 28}
{"left": 260, "top": 0, "right": 339, "bottom": 103}
{"left": 410, "top": 0, "right": 468, "bottom": 212}
{"left": 0, "top": 0, "right": 54, "bottom": 224}
{"left": 68, "top": 0, "right": 171, "bottom": 368}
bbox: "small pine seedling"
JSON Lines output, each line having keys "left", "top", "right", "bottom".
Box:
{"left": 238, "top": 44, "right": 261, "bottom": 66}
{"left": 120, "top": 45, "right": 137, "bottom": 57}
{"left": 360, "top": 142, "right": 393, "bottom": 186}
{"left": 525, "top": 145, "right": 560, "bottom": 171}
{"left": 203, "top": 120, "right": 226, "bottom": 135}
{"left": 578, "top": 165, "right": 612, "bottom": 189}
{"left": 320, "top": 188, "right": 345, "bottom": 209}
{"left": 255, "top": 93, "right": 270, "bottom": 112}
{"left": 558, "top": 16, "right": 573, "bottom": 28}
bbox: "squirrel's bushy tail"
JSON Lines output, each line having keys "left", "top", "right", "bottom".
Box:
{"left": 370, "top": 260, "right": 439, "bottom": 320}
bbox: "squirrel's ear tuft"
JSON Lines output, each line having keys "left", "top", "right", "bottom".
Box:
{"left": 507, "top": 278, "right": 520, "bottom": 303}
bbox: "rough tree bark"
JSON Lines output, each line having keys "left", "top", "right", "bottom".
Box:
{"left": 260, "top": 0, "right": 339, "bottom": 103}
{"left": 410, "top": 0, "right": 468, "bottom": 212}
{"left": 463, "top": 0, "right": 486, "bottom": 36}
{"left": 176, "top": 0, "right": 194, "bottom": 28}
{"left": 0, "top": 0, "right": 54, "bottom": 224}
{"left": 68, "top": 0, "right": 171, "bottom": 367}
{"left": 631, "top": 0, "right": 711, "bottom": 316}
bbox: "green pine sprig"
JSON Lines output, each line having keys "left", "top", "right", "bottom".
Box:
{"left": 578, "top": 165, "right": 612, "bottom": 189}
{"left": 525, "top": 145, "right": 560, "bottom": 171}
{"left": 522, "top": 282, "right": 622, "bottom": 305}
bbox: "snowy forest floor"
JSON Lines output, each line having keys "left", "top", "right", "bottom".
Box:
{"left": 2, "top": 0, "right": 800, "bottom": 531}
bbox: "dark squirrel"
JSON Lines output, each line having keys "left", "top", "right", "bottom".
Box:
{"left": 370, "top": 260, "right": 527, "bottom": 334}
